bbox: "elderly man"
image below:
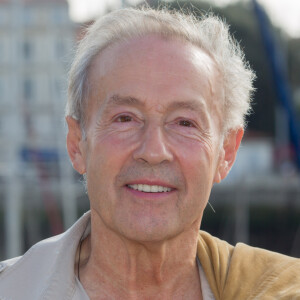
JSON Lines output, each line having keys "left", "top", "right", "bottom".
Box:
{"left": 0, "top": 7, "right": 299, "bottom": 300}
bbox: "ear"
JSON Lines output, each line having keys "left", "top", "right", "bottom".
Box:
{"left": 66, "top": 116, "right": 87, "bottom": 175}
{"left": 214, "top": 127, "right": 244, "bottom": 183}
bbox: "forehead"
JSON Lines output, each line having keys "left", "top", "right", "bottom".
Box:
{"left": 91, "top": 35, "right": 215, "bottom": 78}
{"left": 87, "top": 35, "right": 223, "bottom": 117}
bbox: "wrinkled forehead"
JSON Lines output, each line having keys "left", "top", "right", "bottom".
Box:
{"left": 89, "top": 34, "right": 220, "bottom": 82}
{"left": 86, "top": 35, "right": 225, "bottom": 126}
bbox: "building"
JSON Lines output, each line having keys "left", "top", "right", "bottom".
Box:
{"left": 0, "top": 0, "right": 78, "bottom": 259}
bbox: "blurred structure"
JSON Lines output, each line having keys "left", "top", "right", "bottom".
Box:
{"left": 252, "top": 0, "right": 300, "bottom": 171}
{"left": 0, "top": 0, "right": 299, "bottom": 260}
{"left": 0, "top": 0, "right": 78, "bottom": 258}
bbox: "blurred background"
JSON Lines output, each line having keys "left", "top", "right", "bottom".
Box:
{"left": 0, "top": 0, "right": 299, "bottom": 260}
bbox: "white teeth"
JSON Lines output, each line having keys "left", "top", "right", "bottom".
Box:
{"left": 128, "top": 184, "right": 172, "bottom": 193}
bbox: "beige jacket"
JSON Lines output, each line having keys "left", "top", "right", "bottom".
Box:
{"left": 0, "top": 212, "right": 299, "bottom": 299}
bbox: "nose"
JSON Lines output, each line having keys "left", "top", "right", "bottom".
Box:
{"left": 133, "top": 124, "right": 173, "bottom": 165}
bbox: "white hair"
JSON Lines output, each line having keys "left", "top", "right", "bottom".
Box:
{"left": 66, "top": 7, "right": 255, "bottom": 134}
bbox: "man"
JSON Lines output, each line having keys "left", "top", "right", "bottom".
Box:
{"left": 0, "top": 7, "right": 299, "bottom": 300}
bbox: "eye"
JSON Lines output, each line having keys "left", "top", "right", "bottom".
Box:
{"left": 178, "top": 120, "right": 195, "bottom": 127}
{"left": 115, "top": 115, "right": 132, "bottom": 122}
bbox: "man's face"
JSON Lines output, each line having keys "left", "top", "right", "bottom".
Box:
{"left": 70, "top": 35, "right": 227, "bottom": 242}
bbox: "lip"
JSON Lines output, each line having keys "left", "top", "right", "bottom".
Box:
{"left": 125, "top": 179, "right": 176, "bottom": 190}
{"left": 124, "top": 185, "right": 176, "bottom": 199}
{"left": 123, "top": 179, "right": 177, "bottom": 200}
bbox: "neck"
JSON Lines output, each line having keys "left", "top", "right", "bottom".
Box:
{"left": 78, "top": 210, "right": 202, "bottom": 299}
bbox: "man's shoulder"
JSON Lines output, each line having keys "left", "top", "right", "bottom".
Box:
{"left": 0, "top": 232, "right": 71, "bottom": 299}
{"left": 0, "top": 233, "right": 65, "bottom": 275}
{"left": 0, "top": 256, "right": 21, "bottom": 274}
{"left": 198, "top": 229, "right": 300, "bottom": 263}
{"left": 197, "top": 230, "right": 300, "bottom": 299}
{"left": 0, "top": 212, "right": 91, "bottom": 300}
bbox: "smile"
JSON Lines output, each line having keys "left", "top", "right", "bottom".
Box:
{"left": 127, "top": 184, "right": 172, "bottom": 193}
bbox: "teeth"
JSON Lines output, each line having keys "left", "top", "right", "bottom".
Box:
{"left": 128, "top": 184, "right": 172, "bottom": 193}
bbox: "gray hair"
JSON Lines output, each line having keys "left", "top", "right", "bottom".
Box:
{"left": 66, "top": 7, "right": 255, "bottom": 134}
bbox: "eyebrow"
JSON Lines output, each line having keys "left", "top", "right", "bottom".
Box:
{"left": 104, "top": 94, "right": 207, "bottom": 114}
{"left": 167, "top": 100, "right": 210, "bottom": 128}
{"left": 104, "top": 94, "right": 143, "bottom": 108}
{"left": 101, "top": 94, "right": 210, "bottom": 127}
{"left": 166, "top": 100, "right": 207, "bottom": 115}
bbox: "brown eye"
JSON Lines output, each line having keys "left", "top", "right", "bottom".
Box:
{"left": 179, "top": 120, "right": 194, "bottom": 127}
{"left": 117, "top": 115, "right": 132, "bottom": 122}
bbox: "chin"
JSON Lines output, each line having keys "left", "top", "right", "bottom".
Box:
{"left": 117, "top": 221, "right": 184, "bottom": 244}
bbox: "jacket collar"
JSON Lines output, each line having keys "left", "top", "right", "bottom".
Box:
{"left": 0, "top": 212, "right": 91, "bottom": 300}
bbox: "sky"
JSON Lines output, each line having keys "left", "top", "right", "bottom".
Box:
{"left": 67, "top": 0, "right": 300, "bottom": 38}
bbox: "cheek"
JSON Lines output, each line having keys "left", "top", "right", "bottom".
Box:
{"left": 175, "top": 138, "right": 214, "bottom": 170}
{"left": 85, "top": 131, "right": 140, "bottom": 181}
{"left": 174, "top": 139, "right": 218, "bottom": 193}
{"left": 93, "top": 125, "right": 141, "bottom": 151}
